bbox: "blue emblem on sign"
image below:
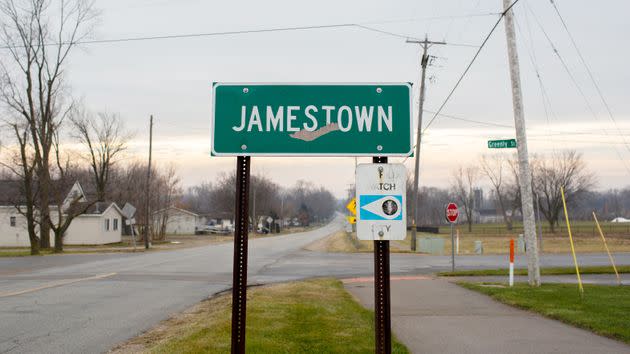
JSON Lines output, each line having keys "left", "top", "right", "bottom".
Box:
{"left": 359, "top": 195, "right": 403, "bottom": 220}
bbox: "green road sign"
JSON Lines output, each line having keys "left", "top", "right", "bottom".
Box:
{"left": 488, "top": 139, "right": 517, "bottom": 149}
{"left": 211, "top": 83, "right": 413, "bottom": 156}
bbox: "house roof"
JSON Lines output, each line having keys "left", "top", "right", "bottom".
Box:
{"left": 0, "top": 180, "right": 24, "bottom": 205}
{"left": 153, "top": 206, "right": 199, "bottom": 217}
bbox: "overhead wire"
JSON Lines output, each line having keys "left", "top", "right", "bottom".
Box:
{"left": 0, "top": 13, "right": 499, "bottom": 50}
{"left": 421, "top": 0, "right": 521, "bottom": 134}
{"left": 401, "top": 0, "right": 521, "bottom": 164}
{"left": 525, "top": 4, "right": 630, "bottom": 175}
{"left": 515, "top": 4, "right": 558, "bottom": 153}
{"left": 547, "top": 0, "right": 630, "bottom": 155}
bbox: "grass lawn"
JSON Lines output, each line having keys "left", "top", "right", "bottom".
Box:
{"left": 113, "top": 278, "right": 408, "bottom": 354}
{"left": 460, "top": 282, "right": 630, "bottom": 343}
{"left": 439, "top": 265, "right": 630, "bottom": 277}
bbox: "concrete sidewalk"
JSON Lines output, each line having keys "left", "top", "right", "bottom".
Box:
{"left": 344, "top": 277, "right": 629, "bottom": 354}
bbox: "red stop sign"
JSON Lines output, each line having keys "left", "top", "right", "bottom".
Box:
{"left": 445, "top": 203, "right": 459, "bottom": 223}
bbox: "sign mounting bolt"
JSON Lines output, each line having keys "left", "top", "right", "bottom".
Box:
{"left": 377, "top": 145, "right": 383, "bottom": 151}
{"left": 376, "top": 87, "right": 382, "bottom": 93}
{"left": 241, "top": 144, "right": 247, "bottom": 150}
{"left": 243, "top": 88, "right": 249, "bottom": 93}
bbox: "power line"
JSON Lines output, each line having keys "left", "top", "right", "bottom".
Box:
{"left": 548, "top": 0, "right": 630, "bottom": 155}
{"left": 0, "top": 14, "right": 498, "bottom": 50}
{"left": 423, "top": 110, "right": 514, "bottom": 128}
{"left": 525, "top": 4, "right": 630, "bottom": 175}
{"left": 421, "top": 0, "right": 522, "bottom": 134}
{"left": 0, "top": 23, "right": 356, "bottom": 49}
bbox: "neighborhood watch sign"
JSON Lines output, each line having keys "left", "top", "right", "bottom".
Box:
{"left": 211, "top": 83, "right": 413, "bottom": 156}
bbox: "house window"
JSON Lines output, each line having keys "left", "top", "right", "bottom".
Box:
{"left": 113, "top": 218, "right": 119, "bottom": 231}
{"left": 105, "top": 218, "right": 110, "bottom": 231}
{"left": 10, "top": 216, "right": 16, "bottom": 227}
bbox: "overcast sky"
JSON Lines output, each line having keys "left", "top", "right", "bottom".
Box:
{"left": 58, "top": 0, "right": 630, "bottom": 197}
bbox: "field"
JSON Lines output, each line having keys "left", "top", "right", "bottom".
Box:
{"left": 111, "top": 278, "right": 409, "bottom": 353}
{"left": 405, "top": 220, "right": 630, "bottom": 254}
{"left": 460, "top": 282, "right": 630, "bottom": 343}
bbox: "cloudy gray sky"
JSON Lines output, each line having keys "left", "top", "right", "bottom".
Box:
{"left": 62, "top": 0, "right": 628, "bottom": 197}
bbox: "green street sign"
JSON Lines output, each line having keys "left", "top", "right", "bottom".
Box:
{"left": 211, "top": 83, "right": 413, "bottom": 156}
{"left": 488, "top": 139, "right": 517, "bottom": 149}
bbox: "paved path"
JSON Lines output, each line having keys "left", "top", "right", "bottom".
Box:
{"left": 345, "top": 277, "right": 629, "bottom": 354}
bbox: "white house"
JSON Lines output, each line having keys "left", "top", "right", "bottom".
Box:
{"left": 0, "top": 180, "right": 124, "bottom": 247}
{"left": 63, "top": 202, "right": 124, "bottom": 245}
{"left": 153, "top": 207, "right": 200, "bottom": 235}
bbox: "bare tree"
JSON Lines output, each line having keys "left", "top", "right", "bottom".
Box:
{"left": 532, "top": 151, "right": 596, "bottom": 232}
{"left": 49, "top": 136, "right": 94, "bottom": 252}
{"left": 71, "top": 108, "right": 130, "bottom": 201}
{"left": 451, "top": 165, "right": 480, "bottom": 232}
{"left": 480, "top": 154, "right": 519, "bottom": 230}
{"left": 152, "top": 165, "right": 181, "bottom": 240}
{"left": 0, "top": 122, "right": 40, "bottom": 254}
{"left": 0, "top": 0, "right": 98, "bottom": 248}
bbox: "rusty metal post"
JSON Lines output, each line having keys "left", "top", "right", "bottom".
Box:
{"left": 372, "top": 156, "right": 391, "bottom": 354}
{"left": 231, "top": 156, "right": 250, "bottom": 354}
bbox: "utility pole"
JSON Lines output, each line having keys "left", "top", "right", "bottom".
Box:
{"left": 406, "top": 36, "right": 445, "bottom": 251}
{"left": 144, "top": 115, "right": 153, "bottom": 250}
{"left": 502, "top": 0, "right": 540, "bottom": 286}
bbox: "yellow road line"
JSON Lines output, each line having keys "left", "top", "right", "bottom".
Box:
{"left": 0, "top": 272, "right": 117, "bottom": 298}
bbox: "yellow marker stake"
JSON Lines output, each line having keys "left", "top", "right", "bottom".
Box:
{"left": 561, "top": 186, "right": 583, "bottom": 295}
{"left": 593, "top": 212, "right": 621, "bottom": 286}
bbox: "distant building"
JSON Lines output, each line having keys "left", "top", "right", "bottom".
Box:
{"left": 153, "top": 207, "right": 201, "bottom": 235}
{"left": 0, "top": 180, "right": 123, "bottom": 247}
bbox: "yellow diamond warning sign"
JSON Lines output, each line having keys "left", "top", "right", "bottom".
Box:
{"left": 346, "top": 198, "right": 357, "bottom": 216}
{"left": 346, "top": 216, "right": 357, "bottom": 224}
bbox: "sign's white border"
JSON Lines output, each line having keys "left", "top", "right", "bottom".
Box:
{"left": 210, "top": 82, "right": 414, "bottom": 157}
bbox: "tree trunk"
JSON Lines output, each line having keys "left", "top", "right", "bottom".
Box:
{"left": 38, "top": 164, "right": 52, "bottom": 249}
{"left": 54, "top": 231, "right": 63, "bottom": 253}
{"left": 548, "top": 220, "right": 556, "bottom": 233}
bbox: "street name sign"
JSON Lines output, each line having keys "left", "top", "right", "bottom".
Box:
{"left": 488, "top": 139, "right": 517, "bottom": 149}
{"left": 445, "top": 203, "right": 459, "bottom": 223}
{"left": 356, "top": 163, "right": 407, "bottom": 240}
{"left": 211, "top": 83, "right": 413, "bottom": 156}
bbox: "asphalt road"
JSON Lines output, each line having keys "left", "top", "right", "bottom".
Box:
{"left": 1, "top": 215, "right": 629, "bottom": 353}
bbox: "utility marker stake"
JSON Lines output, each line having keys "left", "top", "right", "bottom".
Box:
{"left": 509, "top": 239, "right": 515, "bottom": 287}
{"left": 561, "top": 186, "right": 584, "bottom": 295}
{"left": 593, "top": 212, "right": 621, "bottom": 286}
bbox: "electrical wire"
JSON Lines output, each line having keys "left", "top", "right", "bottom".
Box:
{"left": 525, "top": 4, "right": 630, "bottom": 174}
{"left": 548, "top": 0, "right": 630, "bottom": 155}
{"left": 0, "top": 13, "right": 499, "bottom": 50}
{"left": 421, "top": 0, "right": 521, "bottom": 134}
{"left": 401, "top": 0, "right": 522, "bottom": 164}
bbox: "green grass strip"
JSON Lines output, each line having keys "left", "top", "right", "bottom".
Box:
{"left": 459, "top": 282, "right": 630, "bottom": 343}
{"left": 439, "top": 265, "right": 630, "bottom": 277}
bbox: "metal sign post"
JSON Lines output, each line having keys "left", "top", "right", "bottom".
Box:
{"left": 372, "top": 156, "right": 391, "bottom": 354}
{"left": 445, "top": 203, "right": 459, "bottom": 272}
{"left": 231, "top": 156, "right": 250, "bottom": 354}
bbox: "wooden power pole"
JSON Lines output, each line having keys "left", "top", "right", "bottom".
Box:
{"left": 144, "top": 115, "right": 153, "bottom": 250}
{"left": 502, "top": 0, "right": 540, "bottom": 285}
{"left": 406, "top": 36, "right": 445, "bottom": 251}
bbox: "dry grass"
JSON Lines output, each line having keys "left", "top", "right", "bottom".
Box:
{"left": 110, "top": 279, "right": 409, "bottom": 354}
{"left": 304, "top": 231, "right": 415, "bottom": 253}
